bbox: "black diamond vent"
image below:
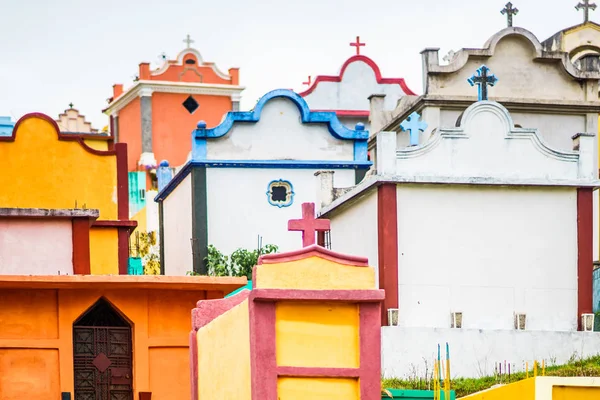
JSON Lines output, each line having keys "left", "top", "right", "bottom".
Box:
{"left": 183, "top": 96, "right": 199, "bottom": 114}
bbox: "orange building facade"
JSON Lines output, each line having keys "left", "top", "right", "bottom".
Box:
{"left": 0, "top": 275, "right": 245, "bottom": 400}
{"left": 104, "top": 36, "right": 245, "bottom": 180}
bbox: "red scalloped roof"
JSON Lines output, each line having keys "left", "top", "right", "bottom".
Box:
{"left": 258, "top": 244, "right": 369, "bottom": 267}
{"left": 298, "top": 55, "right": 417, "bottom": 99}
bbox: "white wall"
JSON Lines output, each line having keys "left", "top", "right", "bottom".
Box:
{"left": 382, "top": 327, "right": 600, "bottom": 379}
{"left": 207, "top": 98, "right": 354, "bottom": 162}
{"left": 163, "top": 174, "right": 192, "bottom": 276}
{"left": 303, "top": 59, "right": 409, "bottom": 112}
{"left": 329, "top": 190, "right": 379, "bottom": 286}
{"left": 146, "top": 190, "right": 159, "bottom": 233}
{"left": 206, "top": 168, "right": 355, "bottom": 255}
{"left": 0, "top": 219, "right": 73, "bottom": 275}
{"left": 396, "top": 185, "right": 578, "bottom": 331}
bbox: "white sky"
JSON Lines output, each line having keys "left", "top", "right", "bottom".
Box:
{"left": 0, "top": 0, "right": 590, "bottom": 129}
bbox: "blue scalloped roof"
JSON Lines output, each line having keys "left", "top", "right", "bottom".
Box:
{"left": 193, "top": 89, "right": 368, "bottom": 142}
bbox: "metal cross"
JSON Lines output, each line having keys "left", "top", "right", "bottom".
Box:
{"left": 501, "top": 2, "right": 519, "bottom": 27}
{"left": 288, "top": 203, "right": 330, "bottom": 247}
{"left": 350, "top": 36, "right": 366, "bottom": 55}
{"left": 183, "top": 34, "right": 195, "bottom": 48}
{"left": 576, "top": 0, "right": 597, "bottom": 22}
{"left": 69, "top": 102, "right": 74, "bottom": 109}
{"left": 467, "top": 65, "right": 498, "bottom": 101}
{"left": 400, "top": 112, "right": 428, "bottom": 147}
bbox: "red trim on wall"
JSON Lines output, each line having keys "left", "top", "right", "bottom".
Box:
{"left": 377, "top": 183, "right": 399, "bottom": 325}
{"left": 5, "top": 113, "right": 118, "bottom": 156}
{"left": 577, "top": 188, "right": 594, "bottom": 330}
{"left": 115, "top": 143, "right": 131, "bottom": 275}
{"left": 192, "top": 290, "right": 250, "bottom": 330}
{"left": 277, "top": 366, "right": 359, "bottom": 377}
{"left": 72, "top": 219, "right": 91, "bottom": 275}
{"left": 358, "top": 303, "right": 381, "bottom": 398}
{"left": 189, "top": 330, "right": 199, "bottom": 400}
{"left": 251, "top": 289, "right": 385, "bottom": 303}
{"left": 93, "top": 220, "right": 138, "bottom": 228}
{"left": 298, "top": 55, "right": 417, "bottom": 97}
{"left": 250, "top": 302, "right": 277, "bottom": 399}
{"left": 258, "top": 244, "right": 368, "bottom": 267}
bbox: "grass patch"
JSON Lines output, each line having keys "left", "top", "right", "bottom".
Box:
{"left": 382, "top": 354, "right": 600, "bottom": 398}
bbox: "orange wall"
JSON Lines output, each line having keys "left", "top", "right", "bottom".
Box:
{"left": 0, "top": 288, "right": 208, "bottom": 399}
{"left": 151, "top": 53, "right": 233, "bottom": 85}
{"left": 118, "top": 97, "right": 142, "bottom": 171}
{"left": 151, "top": 93, "right": 232, "bottom": 167}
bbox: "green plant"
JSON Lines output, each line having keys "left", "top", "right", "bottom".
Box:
{"left": 139, "top": 231, "right": 160, "bottom": 275}
{"left": 201, "top": 244, "right": 278, "bottom": 278}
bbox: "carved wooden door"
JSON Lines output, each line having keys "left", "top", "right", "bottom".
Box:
{"left": 73, "top": 298, "right": 133, "bottom": 400}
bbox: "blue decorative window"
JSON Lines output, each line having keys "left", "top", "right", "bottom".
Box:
{"left": 266, "top": 179, "right": 294, "bottom": 208}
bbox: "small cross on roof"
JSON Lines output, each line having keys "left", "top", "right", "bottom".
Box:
{"left": 288, "top": 203, "right": 330, "bottom": 247}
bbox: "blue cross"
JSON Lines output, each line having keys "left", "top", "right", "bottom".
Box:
{"left": 400, "top": 112, "right": 428, "bottom": 146}
{"left": 468, "top": 65, "right": 498, "bottom": 101}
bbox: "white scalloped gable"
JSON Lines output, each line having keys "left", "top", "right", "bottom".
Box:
{"left": 206, "top": 97, "right": 354, "bottom": 161}
{"left": 303, "top": 59, "right": 409, "bottom": 112}
{"left": 395, "top": 101, "right": 595, "bottom": 182}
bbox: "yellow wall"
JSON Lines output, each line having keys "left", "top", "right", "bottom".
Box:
{"left": 131, "top": 206, "right": 147, "bottom": 234}
{"left": 277, "top": 377, "right": 359, "bottom": 400}
{"left": 83, "top": 138, "right": 110, "bottom": 151}
{"left": 461, "top": 378, "right": 536, "bottom": 400}
{"left": 553, "top": 386, "right": 599, "bottom": 400}
{"left": 275, "top": 302, "right": 359, "bottom": 368}
{"left": 197, "top": 298, "right": 251, "bottom": 400}
{"left": 1, "top": 116, "right": 118, "bottom": 218}
{"left": 90, "top": 229, "right": 119, "bottom": 274}
{"left": 255, "top": 256, "right": 375, "bottom": 290}
{"left": 1, "top": 115, "right": 123, "bottom": 275}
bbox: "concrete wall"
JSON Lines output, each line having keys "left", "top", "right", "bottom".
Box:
{"left": 396, "top": 185, "right": 578, "bottom": 331}
{"left": 0, "top": 219, "right": 73, "bottom": 275}
{"left": 382, "top": 327, "right": 600, "bottom": 379}
{"left": 329, "top": 190, "right": 379, "bottom": 286}
{"left": 206, "top": 98, "right": 354, "bottom": 162}
{"left": 303, "top": 58, "right": 408, "bottom": 112}
{"left": 206, "top": 168, "right": 354, "bottom": 255}
{"left": 163, "top": 174, "right": 192, "bottom": 275}
{"left": 428, "top": 35, "right": 586, "bottom": 102}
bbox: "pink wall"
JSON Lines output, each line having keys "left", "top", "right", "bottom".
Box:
{"left": 0, "top": 220, "right": 73, "bottom": 275}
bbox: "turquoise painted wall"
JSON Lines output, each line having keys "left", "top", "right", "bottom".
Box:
{"left": 0, "top": 116, "right": 15, "bottom": 136}
{"left": 128, "top": 171, "right": 146, "bottom": 217}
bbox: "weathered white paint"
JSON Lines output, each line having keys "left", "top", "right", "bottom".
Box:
{"left": 395, "top": 102, "right": 595, "bottom": 183}
{"left": 424, "top": 31, "right": 596, "bottom": 102}
{"left": 396, "top": 185, "right": 578, "bottom": 331}
{"left": 206, "top": 168, "right": 354, "bottom": 255}
{"left": 339, "top": 116, "right": 370, "bottom": 131}
{"left": 163, "top": 174, "right": 192, "bottom": 276}
{"left": 206, "top": 98, "right": 354, "bottom": 162}
{"left": 146, "top": 190, "right": 159, "bottom": 234}
{"left": 382, "top": 327, "right": 600, "bottom": 378}
{"left": 0, "top": 219, "right": 73, "bottom": 275}
{"left": 302, "top": 58, "right": 409, "bottom": 112}
{"left": 328, "top": 190, "right": 379, "bottom": 287}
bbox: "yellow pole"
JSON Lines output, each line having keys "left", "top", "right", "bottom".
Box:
{"left": 445, "top": 360, "right": 450, "bottom": 400}
{"left": 526, "top": 362, "right": 529, "bottom": 379}
{"left": 534, "top": 361, "right": 538, "bottom": 377}
{"left": 433, "top": 360, "right": 439, "bottom": 400}
{"left": 542, "top": 360, "right": 546, "bottom": 376}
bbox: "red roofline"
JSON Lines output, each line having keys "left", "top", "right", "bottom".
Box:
{"left": 258, "top": 244, "right": 369, "bottom": 267}
{"left": 298, "top": 55, "right": 417, "bottom": 97}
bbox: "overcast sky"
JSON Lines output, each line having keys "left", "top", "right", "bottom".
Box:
{"left": 0, "top": 0, "right": 590, "bottom": 128}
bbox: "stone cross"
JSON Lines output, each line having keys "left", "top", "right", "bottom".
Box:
{"left": 303, "top": 76, "right": 312, "bottom": 86}
{"left": 183, "top": 34, "right": 195, "bottom": 48}
{"left": 501, "top": 2, "right": 519, "bottom": 27}
{"left": 576, "top": 0, "right": 597, "bottom": 22}
{"left": 69, "top": 102, "right": 74, "bottom": 109}
{"left": 350, "top": 36, "right": 366, "bottom": 55}
{"left": 288, "top": 203, "right": 330, "bottom": 247}
{"left": 467, "top": 65, "right": 498, "bottom": 101}
{"left": 400, "top": 112, "right": 428, "bottom": 147}
{"left": 443, "top": 50, "right": 456, "bottom": 63}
